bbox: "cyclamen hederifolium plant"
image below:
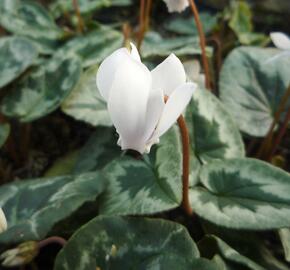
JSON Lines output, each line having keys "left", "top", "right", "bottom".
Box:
{"left": 0, "top": 0, "right": 290, "bottom": 269}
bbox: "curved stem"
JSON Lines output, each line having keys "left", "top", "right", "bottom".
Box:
{"left": 188, "top": 0, "right": 211, "bottom": 90}
{"left": 137, "top": 0, "right": 146, "bottom": 50}
{"left": 72, "top": 0, "right": 84, "bottom": 33}
{"left": 177, "top": 116, "right": 193, "bottom": 216}
{"left": 37, "top": 236, "right": 67, "bottom": 249}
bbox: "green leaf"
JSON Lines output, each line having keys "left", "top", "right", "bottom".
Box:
{"left": 1, "top": 55, "right": 82, "bottom": 122}
{"left": 0, "top": 1, "right": 64, "bottom": 54}
{"left": 199, "top": 235, "right": 265, "bottom": 270}
{"left": 62, "top": 65, "right": 111, "bottom": 126}
{"left": 279, "top": 228, "right": 290, "bottom": 262}
{"left": 44, "top": 150, "right": 80, "bottom": 177}
{"left": 189, "top": 89, "right": 244, "bottom": 163}
{"left": 0, "top": 173, "right": 104, "bottom": 245}
{"left": 141, "top": 32, "right": 212, "bottom": 58}
{"left": 99, "top": 127, "right": 182, "bottom": 215}
{"left": 190, "top": 158, "right": 290, "bottom": 229}
{"left": 219, "top": 47, "right": 290, "bottom": 137}
{"left": 0, "top": 123, "right": 10, "bottom": 148}
{"left": 50, "top": 0, "right": 132, "bottom": 18}
{"left": 165, "top": 12, "right": 217, "bottom": 36}
{"left": 54, "top": 216, "right": 200, "bottom": 270}
{"left": 55, "top": 27, "right": 123, "bottom": 67}
{"left": 229, "top": 1, "right": 252, "bottom": 36}
{"left": 0, "top": 37, "right": 38, "bottom": 88}
{"left": 73, "top": 127, "right": 120, "bottom": 173}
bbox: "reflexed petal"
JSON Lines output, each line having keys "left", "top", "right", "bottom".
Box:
{"left": 0, "top": 208, "right": 7, "bottom": 233}
{"left": 96, "top": 48, "right": 130, "bottom": 101}
{"left": 151, "top": 54, "right": 186, "bottom": 95}
{"left": 163, "top": 0, "right": 189, "bottom": 13}
{"left": 153, "top": 82, "right": 197, "bottom": 139}
{"left": 107, "top": 56, "right": 152, "bottom": 153}
{"left": 130, "top": 43, "right": 141, "bottom": 62}
{"left": 270, "top": 32, "right": 290, "bottom": 50}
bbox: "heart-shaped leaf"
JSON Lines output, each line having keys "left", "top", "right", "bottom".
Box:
{"left": 99, "top": 127, "right": 183, "bottom": 215}
{"left": 1, "top": 55, "right": 82, "bottom": 122}
{"left": 0, "top": 173, "right": 104, "bottom": 245}
{"left": 219, "top": 47, "right": 290, "bottom": 137}
{"left": 55, "top": 27, "right": 123, "bottom": 68}
{"left": 199, "top": 235, "right": 265, "bottom": 270}
{"left": 62, "top": 65, "right": 111, "bottom": 126}
{"left": 190, "top": 158, "right": 290, "bottom": 229}
{"left": 54, "top": 216, "right": 200, "bottom": 270}
{"left": 188, "top": 89, "right": 245, "bottom": 163}
{"left": 0, "top": 37, "right": 38, "bottom": 88}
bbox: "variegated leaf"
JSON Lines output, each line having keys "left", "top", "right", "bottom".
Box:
{"left": 0, "top": 173, "right": 104, "bottom": 245}
{"left": 62, "top": 65, "right": 111, "bottom": 126}
{"left": 54, "top": 216, "right": 201, "bottom": 270}
{"left": 1, "top": 55, "right": 82, "bottom": 122}
{"left": 0, "top": 37, "right": 38, "bottom": 88}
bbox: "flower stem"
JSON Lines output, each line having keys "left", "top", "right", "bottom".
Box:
{"left": 188, "top": 0, "right": 211, "bottom": 90}
{"left": 37, "top": 236, "right": 67, "bottom": 249}
{"left": 177, "top": 115, "right": 193, "bottom": 216}
{"left": 137, "top": 0, "right": 146, "bottom": 50}
{"left": 72, "top": 0, "right": 84, "bottom": 33}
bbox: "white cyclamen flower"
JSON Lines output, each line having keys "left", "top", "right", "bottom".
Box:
{"left": 163, "top": 0, "right": 189, "bottom": 13}
{"left": 267, "top": 32, "right": 290, "bottom": 62}
{"left": 96, "top": 43, "right": 197, "bottom": 154}
{"left": 0, "top": 208, "right": 7, "bottom": 233}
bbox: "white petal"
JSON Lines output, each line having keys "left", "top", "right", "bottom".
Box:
{"left": 270, "top": 32, "right": 290, "bottom": 50}
{"left": 153, "top": 82, "right": 197, "bottom": 139}
{"left": 151, "top": 54, "right": 186, "bottom": 95}
{"left": 130, "top": 43, "right": 141, "bottom": 62}
{"left": 163, "top": 0, "right": 189, "bottom": 13}
{"left": 143, "top": 87, "right": 165, "bottom": 143}
{"left": 107, "top": 56, "right": 152, "bottom": 153}
{"left": 96, "top": 48, "right": 129, "bottom": 101}
{"left": 0, "top": 208, "right": 7, "bottom": 233}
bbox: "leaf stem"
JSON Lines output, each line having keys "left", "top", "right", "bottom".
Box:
{"left": 256, "top": 85, "right": 290, "bottom": 158}
{"left": 268, "top": 107, "right": 290, "bottom": 159}
{"left": 72, "top": 0, "right": 84, "bottom": 33}
{"left": 177, "top": 116, "right": 193, "bottom": 216}
{"left": 37, "top": 236, "right": 67, "bottom": 249}
{"left": 188, "top": 0, "right": 211, "bottom": 90}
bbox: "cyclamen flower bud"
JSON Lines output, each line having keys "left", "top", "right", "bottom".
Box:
{"left": 0, "top": 241, "right": 38, "bottom": 267}
{"left": 0, "top": 208, "right": 7, "bottom": 233}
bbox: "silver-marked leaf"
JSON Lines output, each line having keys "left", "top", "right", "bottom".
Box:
{"left": 1, "top": 55, "right": 82, "bottom": 122}
{"left": 0, "top": 173, "right": 104, "bottom": 245}
{"left": 99, "top": 127, "right": 182, "bottom": 215}
{"left": 199, "top": 235, "right": 265, "bottom": 270}
{"left": 165, "top": 12, "right": 217, "bottom": 36}
{"left": 0, "top": 123, "right": 10, "bottom": 148}
{"left": 55, "top": 27, "right": 123, "bottom": 67}
{"left": 54, "top": 216, "right": 200, "bottom": 270}
{"left": 73, "top": 127, "right": 120, "bottom": 173}
{"left": 62, "top": 65, "right": 111, "bottom": 126}
{"left": 219, "top": 47, "right": 290, "bottom": 137}
{"left": 189, "top": 89, "right": 244, "bottom": 163}
{"left": 190, "top": 158, "right": 290, "bottom": 229}
{"left": 141, "top": 32, "right": 212, "bottom": 58}
{"left": 0, "top": 1, "right": 64, "bottom": 54}
{"left": 0, "top": 37, "right": 38, "bottom": 88}
{"left": 50, "top": 0, "right": 132, "bottom": 17}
